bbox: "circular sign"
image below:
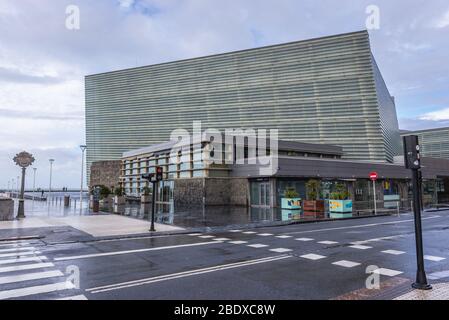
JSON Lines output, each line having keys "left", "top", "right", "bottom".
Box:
{"left": 369, "top": 171, "right": 378, "bottom": 181}
{"left": 13, "top": 151, "right": 35, "bottom": 168}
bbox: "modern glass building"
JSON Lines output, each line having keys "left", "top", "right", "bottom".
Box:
{"left": 85, "top": 30, "right": 401, "bottom": 181}
{"left": 401, "top": 127, "right": 449, "bottom": 160}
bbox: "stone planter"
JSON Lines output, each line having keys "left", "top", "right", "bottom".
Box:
{"left": 114, "top": 196, "right": 126, "bottom": 205}
{"left": 0, "top": 197, "right": 14, "bottom": 221}
{"left": 141, "top": 195, "right": 152, "bottom": 204}
{"left": 329, "top": 199, "right": 353, "bottom": 218}
{"left": 303, "top": 200, "right": 325, "bottom": 218}
{"left": 281, "top": 198, "right": 301, "bottom": 210}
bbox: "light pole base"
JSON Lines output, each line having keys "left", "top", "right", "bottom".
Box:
{"left": 412, "top": 282, "right": 432, "bottom": 290}
{"left": 17, "top": 200, "right": 26, "bottom": 219}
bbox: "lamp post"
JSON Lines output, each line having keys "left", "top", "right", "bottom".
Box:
{"left": 79, "top": 145, "right": 87, "bottom": 208}
{"left": 11, "top": 179, "right": 14, "bottom": 197}
{"left": 32, "top": 168, "right": 37, "bottom": 201}
{"left": 49, "top": 159, "right": 54, "bottom": 200}
{"left": 16, "top": 176, "right": 19, "bottom": 195}
{"left": 13, "top": 151, "right": 35, "bottom": 219}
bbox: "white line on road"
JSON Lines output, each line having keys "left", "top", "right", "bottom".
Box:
{"left": 318, "top": 241, "right": 339, "bottom": 245}
{"left": 257, "top": 233, "right": 273, "bottom": 237}
{"left": 295, "top": 238, "right": 314, "bottom": 242}
{"left": 247, "top": 244, "right": 269, "bottom": 248}
{"left": 228, "top": 241, "right": 248, "bottom": 245}
{"left": 424, "top": 255, "right": 446, "bottom": 262}
{"left": 300, "top": 254, "right": 326, "bottom": 261}
{"left": 382, "top": 250, "right": 405, "bottom": 255}
{"left": 0, "top": 247, "right": 36, "bottom": 253}
{"left": 0, "top": 242, "right": 30, "bottom": 248}
{"left": 0, "top": 251, "right": 41, "bottom": 259}
{"left": 283, "top": 216, "right": 441, "bottom": 235}
{"left": 212, "top": 238, "right": 230, "bottom": 241}
{"left": 54, "top": 241, "right": 223, "bottom": 261}
{"left": 0, "top": 262, "right": 55, "bottom": 274}
{"left": 372, "top": 268, "right": 403, "bottom": 277}
{"left": 269, "top": 248, "right": 292, "bottom": 253}
{"left": 349, "top": 245, "right": 372, "bottom": 250}
{"left": 332, "top": 260, "right": 361, "bottom": 268}
{"left": 0, "top": 281, "right": 75, "bottom": 300}
{"left": 86, "top": 255, "right": 292, "bottom": 294}
{"left": 0, "top": 256, "right": 47, "bottom": 265}
{"left": 57, "top": 295, "right": 88, "bottom": 300}
{"left": 276, "top": 235, "right": 292, "bottom": 239}
{"left": 0, "top": 270, "right": 64, "bottom": 285}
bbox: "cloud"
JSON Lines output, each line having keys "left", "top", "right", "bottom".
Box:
{"left": 0, "top": 66, "right": 63, "bottom": 84}
{"left": 432, "top": 9, "right": 449, "bottom": 28}
{"left": 420, "top": 107, "right": 449, "bottom": 121}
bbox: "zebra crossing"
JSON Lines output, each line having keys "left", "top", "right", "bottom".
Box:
{"left": 0, "top": 240, "right": 86, "bottom": 300}
{"left": 188, "top": 229, "right": 447, "bottom": 279}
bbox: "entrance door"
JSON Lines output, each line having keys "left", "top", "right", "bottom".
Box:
{"left": 251, "top": 181, "right": 272, "bottom": 208}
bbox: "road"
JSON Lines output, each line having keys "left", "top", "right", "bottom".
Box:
{"left": 1, "top": 211, "right": 449, "bottom": 300}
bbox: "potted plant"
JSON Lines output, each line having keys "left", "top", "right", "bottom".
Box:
{"left": 114, "top": 186, "right": 126, "bottom": 205}
{"left": 303, "top": 179, "right": 325, "bottom": 218}
{"left": 141, "top": 186, "right": 152, "bottom": 204}
{"left": 98, "top": 185, "right": 112, "bottom": 206}
{"left": 281, "top": 187, "right": 301, "bottom": 210}
{"left": 329, "top": 183, "right": 353, "bottom": 218}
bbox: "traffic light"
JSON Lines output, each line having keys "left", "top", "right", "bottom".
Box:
{"left": 156, "top": 166, "right": 163, "bottom": 181}
{"left": 403, "top": 135, "right": 421, "bottom": 169}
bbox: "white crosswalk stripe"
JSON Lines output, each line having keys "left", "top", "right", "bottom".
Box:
{"left": 0, "top": 251, "right": 41, "bottom": 259}
{"left": 0, "top": 242, "right": 30, "bottom": 248}
{"left": 0, "top": 247, "right": 86, "bottom": 300}
{"left": 0, "top": 247, "right": 36, "bottom": 253}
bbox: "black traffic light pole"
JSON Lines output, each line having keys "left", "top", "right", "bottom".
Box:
{"left": 150, "top": 181, "right": 156, "bottom": 232}
{"left": 403, "top": 135, "right": 432, "bottom": 290}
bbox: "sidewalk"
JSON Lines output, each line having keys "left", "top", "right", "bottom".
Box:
{"left": 0, "top": 215, "right": 184, "bottom": 239}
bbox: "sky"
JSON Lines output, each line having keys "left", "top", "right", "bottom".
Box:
{"left": 0, "top": 0, "right": 448, "bottom": 189}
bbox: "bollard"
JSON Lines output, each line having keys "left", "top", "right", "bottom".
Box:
{"left": 64, "top": 195, "right": 70, "bottom": 207}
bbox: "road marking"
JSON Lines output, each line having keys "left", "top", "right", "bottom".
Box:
{"left": 212, "top": 238, "right": 230, "bottom": 241}
{"left": 0, "top": 242, "right": 30, "bottom": 248}
{"left": 295, "top": 238, "right": 314, "bottom": 242}
{"left": 257, "top": 233, "right": 273, "bottom": 237}
{"left": 349, "top": 245, "right": 372, "bottom": 250}
{"left": 284, "top": 216, "right": 440, "bottom": 235}
{"left": 269, "top": 248, "right": 292, "bottom": 253}
{"left": 300, "top": 254, "right": 326, "bottom": 261}
{"left": 0, "top": 262, "right": 55, "bottom": 274}
{"left": 87, "top": 255, "right": 292, "bottom": 294}
{"left": 0, "top": 270, "right": 64, "bottom": 285}
{"left": 0, "top": 251, "right": 41, "bottom": 259}
{"left": 228, "top": 230, "right": 242, "bottom": 233}
{"left": 0, "top": 240, "right": 32, "bottom": 245}
{"left": 332, "top": 260, "right": 361, "bottom": 268}
{"left": 276, "top": 235, "right": 292, "bottom": 239}
{"left": 247, "top": 244, "right": 269, "bottom": 248}
{"left": 428, "top": 270, "right": 449, "bottom": 280}
{"left": 318, "top": 241, "right": 339, "bottom": 245}
{"left": 372, "top": 268, "right": 403, "bottom": 277}
{"left": 0, "top": 281, "right": 75, "bottom": 300}
{"left": 424, "top": 255, "right": 446, "bottom": 262}
{"left": 351, "top": 235, "right": 403, "bottom": 245}
{"left": 187, "top": 233, "right": 202, "bottom": 236}
{"left": 228, "top": 241, "right": 248, "bottom": 245}
{"left": 198, "top": 235, "right": 215, "bottom": 239}
{"left": 382, "top": 250, "right": 405, "bottom": 255}
{"left": 0, "top": 256, "right": 47, "bottom": 265}
{"left": 0, "top": 247, "right": 36, "bottom": 253}
{"left": 242, "top": 231, "right": 257, "bottom": 234}
{"left": 57, "top": 295, "right": 88, "bottom": 300}
{"left": 54, "top": 241, "right": 223, "bottom": 261}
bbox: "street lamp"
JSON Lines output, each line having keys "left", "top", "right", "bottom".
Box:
{"left": 49, "top": 159, "right": 55, "bottom": 200}
{"left": 16, "top": 176, "right": 19, "bottom": 194}
{"left": 11, "top": 179, "right": 14, "bottom": 197}
{"left": 79, "top": 145, "right": 87, "bottom": 208}
{"left": 13, "top": 151, "right": 35, "bottom": 219}
{"left": 32, "top": 168, "right": 37, "bottom": 201}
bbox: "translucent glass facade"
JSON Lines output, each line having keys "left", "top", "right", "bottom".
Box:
{"left": 402, "top": 127, "right": 449, "bottom": 160}
{"left": 86, "top": 30, "right": 401, "bottom": 181}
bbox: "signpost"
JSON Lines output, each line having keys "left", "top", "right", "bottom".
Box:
{"left": 13, "top": 151, "right": 35, "bottom": 219}
{"left": 142, "top": 166, "right": 164, "bottom": 232}
{"left": 369, "top": 171, "right": 378, "bottom": 215}
{"left": 403, "top": 135, "right": 432, "bottom": 290}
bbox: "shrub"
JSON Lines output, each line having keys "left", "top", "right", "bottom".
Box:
{"left": 283, "top": 187, "right": 299, "bottom": 198}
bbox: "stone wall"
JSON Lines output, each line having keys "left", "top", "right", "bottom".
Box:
{"left": 0, "top": 197, "right": 14, "bottom": 221}
{"left": 89, "top": 160, "right": 122, "bottom": 190}
{"left": 173, "top": 178, "right": 249, "bottom": 207}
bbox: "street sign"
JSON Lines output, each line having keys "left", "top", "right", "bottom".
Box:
{"left": 369, "top": 172, "right": 378, "bottom": 181}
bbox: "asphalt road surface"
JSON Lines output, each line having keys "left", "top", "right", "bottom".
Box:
{"left": 1, "top": 211, "right": 449, "bottom": 300}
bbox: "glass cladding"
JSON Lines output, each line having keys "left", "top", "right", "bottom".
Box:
{"left": 86, "top": 31, "right": 398, "bottom": 181}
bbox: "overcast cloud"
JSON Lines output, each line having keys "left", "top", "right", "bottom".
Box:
{"left": 0, "top": 0, "right": 448, "bottom": 189}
